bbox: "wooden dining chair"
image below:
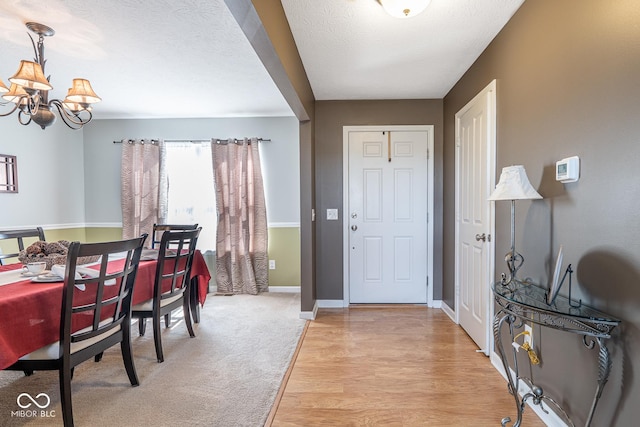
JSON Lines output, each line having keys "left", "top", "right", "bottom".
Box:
{"left": 150, "top": 223, "right": 200, "bottom": 326}
{"left": 0, "top": 227, "right": 46, "bottom": 265}
{"left": 5, "top": 234, "right": 147, "bottom": 427}
{"left": 151, "top": 223, "right": 198, "bottom": 248}
{"left": 132, "top": 227, "right": 201, "bottom": 363}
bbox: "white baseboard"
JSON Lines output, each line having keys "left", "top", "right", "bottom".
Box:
{"left": 269, "top": 286, "right": 300, "bottom": 293}
{"left": 440, "top": 301, "right": 456, "bottom": 323}
{"left": 299, "top": 300, "right": 318, "bottom": 320}
{"left": 491, "top": 354, "right": 569, "bottom": 427}
{"left": 317, "top": 299, "right": 346, "bottom": 308}
{"left": 316, "top": 299, "right": 444, "bottom": 309}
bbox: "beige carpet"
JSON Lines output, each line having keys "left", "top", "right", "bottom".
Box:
{"left": 0, "top": 292, "right": 306, "bottom": 427}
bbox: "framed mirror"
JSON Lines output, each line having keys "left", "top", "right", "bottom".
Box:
{"left": 0, "top": 154, "right": 18, "bottom": 193}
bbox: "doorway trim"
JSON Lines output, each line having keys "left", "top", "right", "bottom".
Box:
{"left": 454, "top": 80, "right": 497, "bottom": 355}
{"left": 342, "top": 125, "right": 435, "bottom": 307}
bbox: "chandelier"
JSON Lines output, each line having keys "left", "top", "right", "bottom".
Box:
{"left": 377, "top": 0, "right": 432, "bottom": 18}
{"left": 0, "top": 22, "right": 101, "bottom": 130}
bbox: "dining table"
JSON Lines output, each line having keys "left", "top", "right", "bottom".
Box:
{"left": 0, "top": 250, "right": 210, "bottom": 370}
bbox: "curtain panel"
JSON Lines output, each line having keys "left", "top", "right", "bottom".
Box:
{"left": 121, "top": 139, "right": 167, "bottom": 243}
{"left": 212, "top": 138, "right": 268, "bottom": 295}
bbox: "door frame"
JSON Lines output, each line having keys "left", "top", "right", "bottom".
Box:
{"left": 454, "top": 80, "right": 497, "bottom": 355}
{"left": 342, "top": 125, "right": 435, "bottom": 307}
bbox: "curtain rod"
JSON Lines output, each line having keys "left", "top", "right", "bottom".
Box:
{"left": 112, "top": 138, "right": 271, "bottom": 144}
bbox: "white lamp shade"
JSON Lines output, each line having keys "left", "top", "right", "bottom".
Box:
{"left": 9, "top": 60, "right": 53, "bottom": 91}
{"left": 488, "top": 165, "right": 542, "bottom": 201}
{"left": 65, "top": 79, "right": 101, "bottom": 104}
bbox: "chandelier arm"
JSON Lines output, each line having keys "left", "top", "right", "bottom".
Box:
{"left": 17, "top": 109, "right": 33, "bottom": 126}
{"left": 50, "top": 100, "right": 92, "bottom": 130}
{"left": 4, "top": 22, "right": 97, "bottom": 130}
{"left": 0, "top": 102, "right": 21, "bottom": 117}
{"left": 27, "top": 93, "right": 40, "bottom": 115}
{"left": 0, "top": 93, "right": 37, "bottom": 117}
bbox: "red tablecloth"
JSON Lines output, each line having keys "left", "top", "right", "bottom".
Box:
{"left": 0, "top": 251, "right": 210, "bottom": 370}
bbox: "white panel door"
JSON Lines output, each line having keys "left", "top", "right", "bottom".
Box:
{"left": 348, "top": 130, "right": 428, "bottom": 303}
{"left": 455, "top": 82, "right": 495, "bottom": 354}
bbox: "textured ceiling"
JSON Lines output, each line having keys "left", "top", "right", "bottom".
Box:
{"left": 0, "top": 0, "right": 524, "bottom": 120}
{"left": 281, "top": 0, "right": 525, "bottom": 99}
{"left": 0, "top": 0, "right": 293, "bottom": 119}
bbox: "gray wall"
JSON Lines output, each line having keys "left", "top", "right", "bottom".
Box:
{"left": 0, "top": 121, "right": 85, "bottom": 227}
{"left": 443, "top": 1, "right": 640, "bottom": 425}
{"left": 314, "top": 100, "right": 443, "bottom": 300}
{"left": 0, "top": 116, "right": 299, "bottom": 230}
{"left": 82, "top": 116, "right": 300, "bottom": 225}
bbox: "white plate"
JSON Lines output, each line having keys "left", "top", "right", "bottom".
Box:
{"left": 31, "top": 274, "right": 63, "bottom": 283}
{"left": 21, "top": 271, "right": 47, "bottom": 277}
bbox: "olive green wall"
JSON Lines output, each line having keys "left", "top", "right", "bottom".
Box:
{"left": 267, "top": 227, "right": 301, "bottom": 287}
{"left": 83, "top": 227, "right": 122, "bottom": 243}
{"left": 4, "top": 226, "right": 301, "bottom": 288}
{"left": 443, "top": 1, "right": 640, "bottom": 425}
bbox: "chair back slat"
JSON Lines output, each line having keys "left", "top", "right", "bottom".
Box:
{"left": 154, "top": 228, "right": 201, "bottom": 303}
{"left": 0, "top": 227, "right": 45, "bottom": 265}
{"left": 151, "top": 223, "right": 198, "bottom": 249}
{"left": 62, "top": 235, "right": 146, "bottom": 348}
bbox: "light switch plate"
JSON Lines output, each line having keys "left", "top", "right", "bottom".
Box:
{"left": 327, "top": 209, "right": 338, "bottom": 220}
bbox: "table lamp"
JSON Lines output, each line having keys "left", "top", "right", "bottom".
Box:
{"left": 489, "top": 165, "right": 542, "bottom": 284}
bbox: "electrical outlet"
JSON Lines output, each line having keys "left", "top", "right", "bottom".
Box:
{"left": 269, "top": 260, "right": 276, "bottom": 270}
{"left": 524, "top": 324, "right": 533, "bottom": 348}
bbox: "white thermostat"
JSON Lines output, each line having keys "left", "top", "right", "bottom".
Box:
{"left": 556, "top": 156, "right": 580, "bottom": 183}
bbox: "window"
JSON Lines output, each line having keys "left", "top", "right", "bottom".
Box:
{"left": 164, "top": 142, "right": 216, "bottom": 250}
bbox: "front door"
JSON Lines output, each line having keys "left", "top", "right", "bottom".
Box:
{"left": 347, "top": 128, "right": 431, "bottom": 304}
{"left": 455, "top": 81, "right": 496, "bottom": 354}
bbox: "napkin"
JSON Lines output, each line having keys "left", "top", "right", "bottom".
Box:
{"left": 50, "top": 265, "right": 112, "bottom": 290}
{"left": 140, "top": 249, "right": 159, "bottom": 261}
{"left": 140, "top": 248, "right": 177, "bottom": 261}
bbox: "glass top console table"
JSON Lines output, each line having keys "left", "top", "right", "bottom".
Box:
{"left": 492, "top": 279, "right": 620, "bottom": 427}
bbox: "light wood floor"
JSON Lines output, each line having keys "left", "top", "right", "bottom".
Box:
{"left": 269, "top": 306, "right": 546, "bottom": 426}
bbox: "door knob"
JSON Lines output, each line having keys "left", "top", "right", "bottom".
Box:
{"left": 351, "top": 225, "right": 358, "bottom": 231}
{"left": 475, "top": 233, "right": 487, "bottom": 242}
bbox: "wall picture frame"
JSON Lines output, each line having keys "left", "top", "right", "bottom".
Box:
{"left": 0, "top": 154, "right": 18, "bottom": 193}
{"left": 547, "top": 245, "right": 564, "bottom": 305}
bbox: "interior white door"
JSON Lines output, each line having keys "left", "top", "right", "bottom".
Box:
{"left": 348, "top": 130, "right": 428, "bottom": 304}
{"left": 455, "top": 82, "right": 495, "bottom": 354}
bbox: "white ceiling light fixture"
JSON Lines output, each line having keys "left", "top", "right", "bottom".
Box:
{"left": 377, "top": 0, "right": 432, "bottom": 18}
{"left": 0, "top": 22, "right": 101, "bottom": 130}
